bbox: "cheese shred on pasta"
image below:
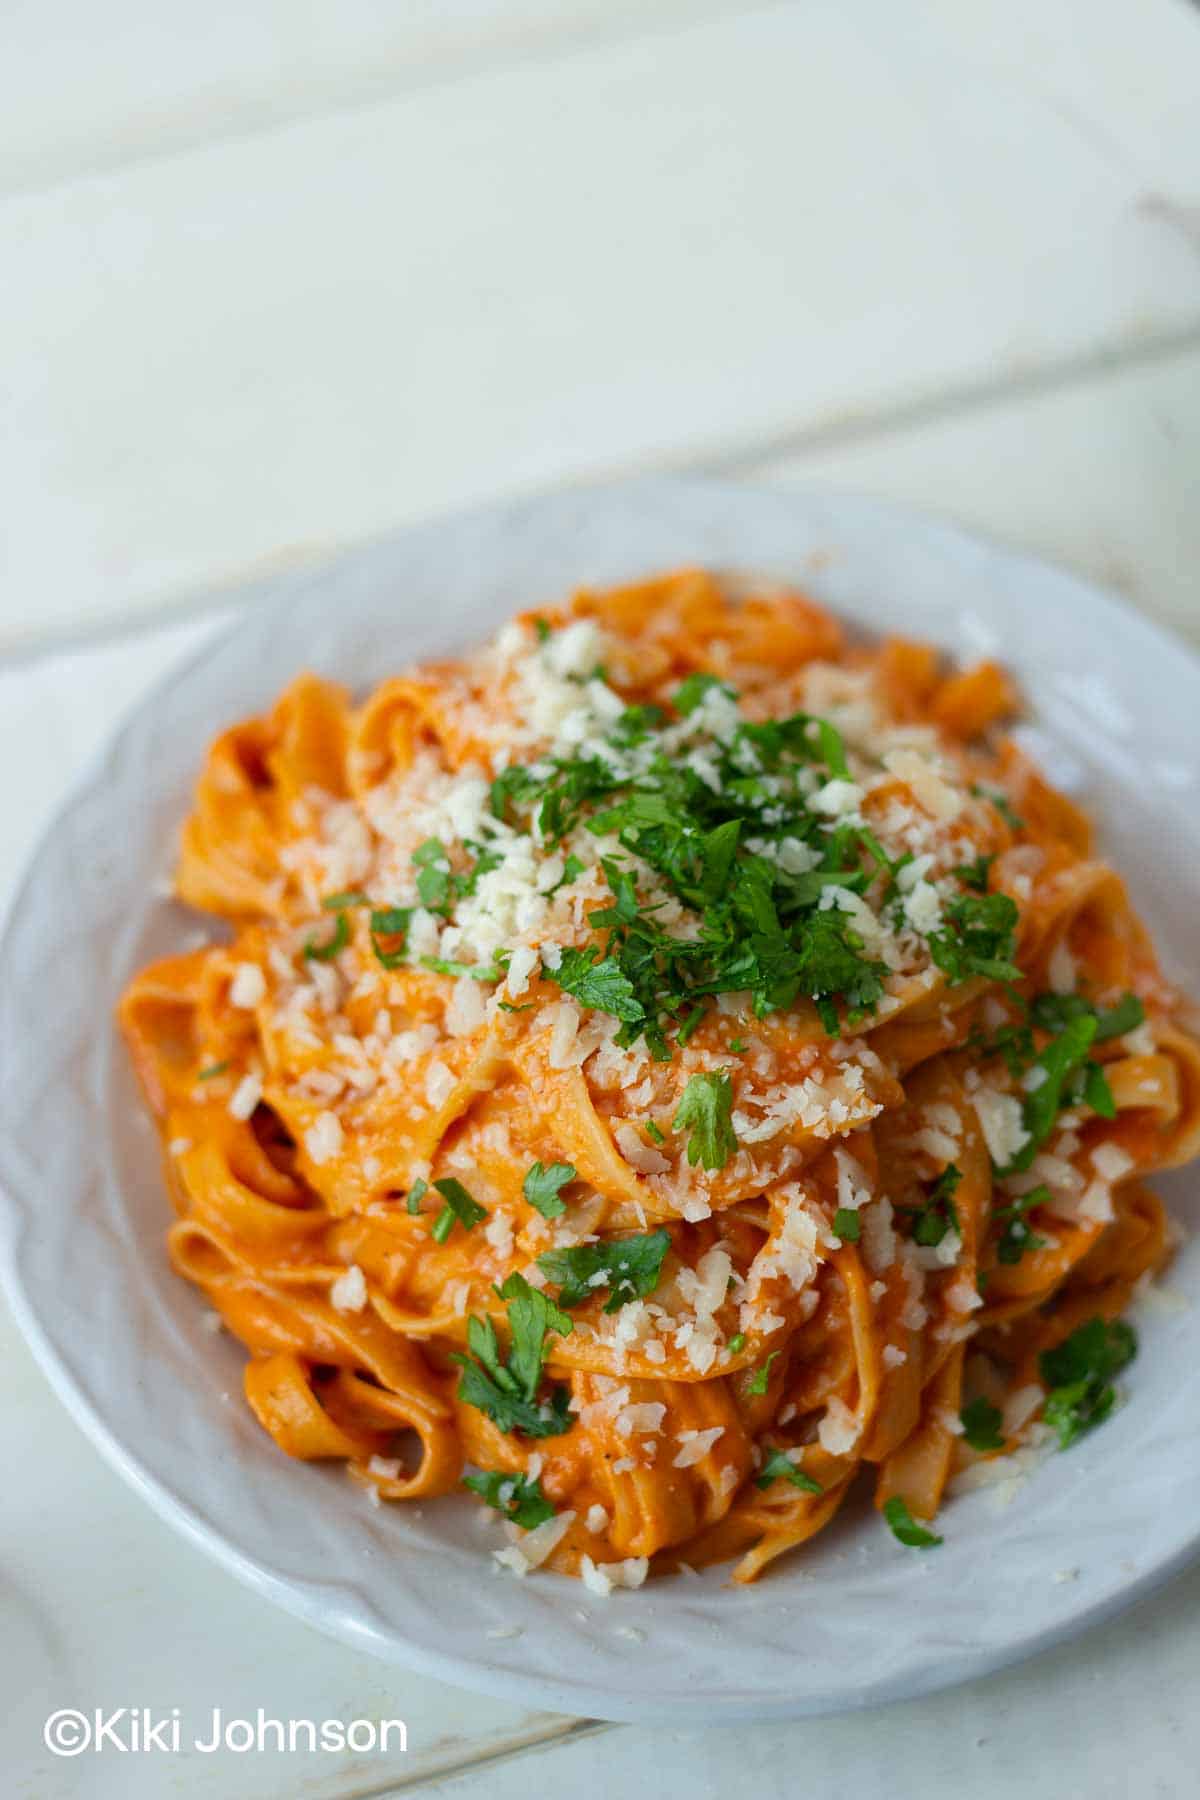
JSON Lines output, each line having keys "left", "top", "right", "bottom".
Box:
{"left": 119, "top": 570, "right": 1200, "bottom": 1584}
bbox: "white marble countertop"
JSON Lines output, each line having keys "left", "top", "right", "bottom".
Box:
{"left": 3, "top": 3, "right": 1200, "bottom": 1795}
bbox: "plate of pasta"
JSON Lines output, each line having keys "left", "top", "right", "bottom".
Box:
{"left": 2, "top": 477, "right": 1200, "bottom": 1723}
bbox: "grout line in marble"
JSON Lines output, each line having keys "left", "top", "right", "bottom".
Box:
{"left": 1, "top": 0, "right": 769, "bottom": 202}
{"left": 318, "top": 1716, "right": 612, "bottom": 1799}
{"left": 3, "top": 318, "right": 1199, "bottom": 675}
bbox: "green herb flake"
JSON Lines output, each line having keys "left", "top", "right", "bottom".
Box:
{"left": 537, "top": 1229, "right": 671, "bottom": 1313}
{"left": 907, "top": 1165, "right": 962, "bottom": 1247}
{"left": 463, "top": 1468, "right": 555, "bottom": 1529}
{"left": 522, "top": 1160, "right": 576, "bottom": 1220}
{"left": 960, "top": 1396, "right": 1005, "bottom": 1452}
{"left": 452, "top": 1273, "right": 574, "bottom": 1438}
{"left": 971, "top": 783, "right": 1025, "bottom": 832}
{"left": 672, "top": 1070, "right": 738, "bottom": 1172}
{"left": 747, "top": 1350, "right": 780, "bottom": 1397}
{"left": 1038, "top": 1317, "right": 1136, "bottom": 1450}
{"left": 953, "top": 852, "right": 995, "bottom": 894}
{"left": 405, "top": 1176, "right": 429, "bottom": 1216}
{"left": 727, "top": 1332, "right": 746, "bottom": 1355}
{"left": 673, "top": 672, "right": 737, "bottom": 716}
{"left": 882, "top": 1495, "right": 942, "bottom": 1548}
{"left": 833, "top": 1207, "right": 861, "bottom": 1244}
{"left": 368, "top": 905, "right": 413, "bottom": 970}
{"left": 928, "top": 893, "right": 1021, "bottom": 986}
{"left": 993, "top": 1184, "right": 1050, "bottom": 1264}
{"left": 196, "top": 1059, "right": 230, "bottom": 1081}
{"left": 430, "top": 1177, "right": 487, "bottom": 1243}
{"left": 754, "top": 1448, "right": 822, "bottom": 1495}
{"left": 304, "top": 910, "right": 349, "bottom": 962}
{"left": 542, "top": 946, "right": 646, "bottom": 1022}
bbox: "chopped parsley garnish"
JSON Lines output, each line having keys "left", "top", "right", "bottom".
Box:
{"left": 904, "top": 1165, "right": 961, "bottom": 1247}
{"left": 196, "top": 1059, "right": 230, "bottom": 1080}
{"left": 882, "top": 1495, "right": 942, "bottom": 1548}
{"left": 405, "top": 1176, "right": 429, "bottom": 1216}
{"left": 369, "top": 905, "right": 413, "bottom": 970}
{"left": 672, "top": 1071, "right": 738, "bottom": 1172}
{"left": 754, "top": 1448, "right": 822, "bottom": 1495}
{"left": 536, "top": 1229, "right": 671, "bottom": 1313}
{"left": 1004, "top": 1014, "right": 1104, "bottom": 1173}
{"left": 463, "top": 1468, "right": 555, "bottom": 1529}
{"left": 673, "top": 672, "right": 737, "bottom": 715}
{"left": 746, "top": 1350, "right": 780, "bottom": 1396}
{"left": 993, "top": 1185, "right": 1049, "bottom": 1264}
{"left": 728, "top": 1037, "right": 748, "bottom": 1054}
{"left": 727, "top": 1332, "right": 746, "bottom": 1355}
{"left": 1039, "top": 1317, "right": 1136, "bottom": 1450}
{"left": 928, "top": 893, "right": 1021, "bottom": 986}
{"left": 953, "top": 852, "right": 995, "bottom": 894}
{"left": 960, "top": 1396, "right": 1005, "bottom": 1452}
{"left": 644, "top": 1119, "right": 666, "bottom": 1145}
{"left": 430, "top": 1177, "right": 487, "bottom": 1243}
{"left": 522, "top": 1160, "right": 576, "bottom": 1220}
{"left": 304, "top": 910, "right": 349, "bottom": 961}
{"left": 478, "top": 694, "right": 898, "bottom": 1052}
{"left": 532, "top": 616, "right": 552, "bottom": 643}
{"left": 453, "top": 1273, "right": 573, "bottom": 1438}
{"left": 419, "top": 954, "right": 504, "bottom": 982}
{"left": 971, "top": 782, "right": 1024, "bottom": 832}
{"left": 542, "top": 946, "right": 645, "bottom": 1021}
{"left": 1030, "top": 989, "right": 1145, "bottom": 1045}
{"left": 322, "top": 890, "right": 368, "bottom": 910}
{"left": 833, "top": 1207, "right": 861, "bottom": 1244}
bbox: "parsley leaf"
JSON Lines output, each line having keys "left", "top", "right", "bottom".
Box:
{"left": 1039, "top": 1317, "right": 1136, "bottom": 1449}
{"left": 953, "top": 852, "right": 995, "bottom": 893}
{"left": 453, "top": 1273, "right": 574, "bottom": 1439}
{"left": 971, "top": 783, "right": 1025, "bottom": 832}
{"left": 419, "top": 954, "right": 503, "bottom": 982}
{"left": 196, "top": 1059, "right": 230, "bottom": 1081}
{"left": 906, "top": 1165, "right": 962, "bottom": 1247}
{"left": 672, "top": 1070, "right": 738, "bottom": 1171}
{"left": 960, "top": 1396, "right": 1005, "bottom": 1452}
{"left": 522, "top": 1161, "right": 576, "bottom": 1219}
{"left": 542, "top": 946, "right": 645, "bottom": 1022}
{"left": 882, "top": 1495, "right": 943, "bottom": 1548}
{"left": 754, "top": 1448, "right": 822, "bottom": 1495}
{"left": 405, "top": 1176, "right": 429, "bottom": 1216}
{"left": 747, "top": 1351, "right": 780, "bottom": 1396}
{"left": 463, "top": 1469, "right": 555, "bottom": 1529}
{"left": 674, "top": 672, "right": 736, "bottom": 716}
{"left": 929, "top": 893, "right": 1021, "bottom": 986}
{"left": 993, "top": 1184, "right": 1050, "bottom": 1264}
{"left": 536, "top": 1229, "right": 671, "bottom": 1313}
{"left": 833, "top": 1207, "right": 861, "bottom": 1243}
{"left": 1005, "top": 1014, "right": 1098, "bottom": 1173}
{"left": 304, "top": 910, "right": 349, "bottom": 961}
{"left": 430, "top": 1177, "right": 487, "bottom": 1243}
{"left": 413, "top": 837, "right": 452, "bottom": 911}
{"left": 369, "top": 905, "right": 413, "bottom": 969}
{"left": 1031, "top": 989, "right": 1145, "bottom": 1045}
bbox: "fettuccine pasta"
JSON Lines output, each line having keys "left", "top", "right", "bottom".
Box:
{"left": 120, "top": 571, "right": 1200, "bottom": 1589}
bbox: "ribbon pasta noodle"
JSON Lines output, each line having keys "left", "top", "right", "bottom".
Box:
{"left": 120, "top": 571, "right": 1200, "bottom": 1588}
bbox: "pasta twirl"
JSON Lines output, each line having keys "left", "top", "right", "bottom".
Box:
{"left": 119, "top": 571, "right": 1200, "bottom": 1585}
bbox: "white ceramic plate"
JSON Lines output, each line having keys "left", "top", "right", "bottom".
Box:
{"left": 2, "top": 478, "right": 1199, "bottom": 1725}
